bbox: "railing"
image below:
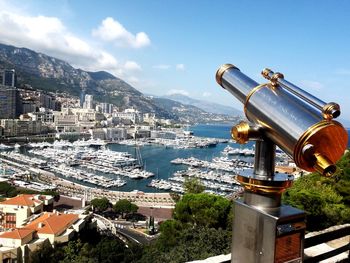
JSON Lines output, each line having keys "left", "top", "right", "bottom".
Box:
{"left": 190, "top": 224, "right": 350, "bottom": 263}
{"left": 304, "top": 225, "right": 350, "bottom": 263}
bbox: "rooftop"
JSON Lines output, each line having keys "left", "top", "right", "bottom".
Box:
{"left": 0, "top": 194, "right": 42, "bottom": 207}
{"left": 25, "top": 212, "right": 79, "bottom": 235}
{"left": 0, "top": 228, "right": 35, "bottom": 240}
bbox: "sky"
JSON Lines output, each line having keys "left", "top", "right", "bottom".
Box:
{"left": 0, "top": 0, "right": 349, "bottom": 120}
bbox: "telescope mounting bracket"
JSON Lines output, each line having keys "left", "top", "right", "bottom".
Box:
{"left": 232, "top": 122, "right": 293, "bottom": 208}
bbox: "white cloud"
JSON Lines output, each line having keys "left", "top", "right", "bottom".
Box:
{"left": 167, "top": 89, "right": 190, "bottom": 96}
{"left": 92, "top": 17, "right": 150, "bottom": 48}
{"left": 176, "top": 64, "right": 185, "bottom": 71}
{"left": 0, "top": 9, "right": 144, "bottom": 83}
{"left": 300, "top": 80, "right": 324, "bottom": 91}
{"left": 124, "top": 61, "right": 142, "bottom": 71}
{"left": 202, "top": 92, "right": 211, "bottom": 97}
{"left": 153, "top": 64, "right": 171, "bottom": 70}
{"left": 127, "top": 76, "right": 140, "bottom": 85}
{"left": 0, "top": 11, "right": 115, "bottom": 69}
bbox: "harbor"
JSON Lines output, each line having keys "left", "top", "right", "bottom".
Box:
{"left": 0, "top": 124, "right": 297, "bottom": 197}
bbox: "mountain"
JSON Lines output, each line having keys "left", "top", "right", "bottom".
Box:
{"left": 0, "top": 43, "right": 176, "bottom": 119}
{"left": 163, "top": 94, "right": 242, "bottom": 116}
{"left": 153, "top": 97, "right": 239, "bottom": 123}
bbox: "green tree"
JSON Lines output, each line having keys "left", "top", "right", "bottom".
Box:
{"left": 29, "top": 240, "right": 59, "bottom": 263}
{"left": 333, "top": 151, "right": 350, "bottom": 204}
{"left": 283, "top": 170, "right": 350, "bottom": 231}
{"left": 93, "top": 237, "right": 128, "bottom": 262}
{"left": 0, "top": 182, "right": 18, "bottom": 197}
{"left": 174, "top": 193, "right": 232, "bottom": 229}
{"left": 27, "top": 227, "right": 143, "bottom": 263}
{"left": 140, "top": 226, "right": 231, "bottom": 263}
{"left": 113, "top": 199, "right": 138, "bottom": 218}
{"left": 157, "top": 220, "right": 183, "bottom": 250}
{"left": 183, "top": 178, "right": 205, "bottom": 194}
{"left": 90, "top": 197, "right": 111, "bottom": 212}
{"left": 41, "top": 190, "right": 60, "bottom": 202}
{"left": 169, "top": 192, "right": 181, "bottom": 202}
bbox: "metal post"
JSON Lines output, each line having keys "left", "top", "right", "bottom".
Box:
{"left": 231, "top": 138, "right": 305, "bottom": 263}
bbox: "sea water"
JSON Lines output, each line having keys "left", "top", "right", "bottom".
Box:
{"left": 19, "top": 125, "right": 349, "bottom": 193}
{"left": 109, "top": 125, "right": 350, "bottom": 193}
{"left": 108, "top": 124, "right": 254, "bottom": 193}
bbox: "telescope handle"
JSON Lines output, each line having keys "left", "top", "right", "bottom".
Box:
{"left": 262, "top": 68, "right": 340, "bottom": 120}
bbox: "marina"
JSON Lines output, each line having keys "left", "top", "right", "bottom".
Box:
{"left": 147, "top": 155, "right": 253, "bottom": 196}
{"left": 0, "top": 124, "right": 297, "bottom": 196}
{"left": 115, "top": 136, "right": 228, "bottom": 149}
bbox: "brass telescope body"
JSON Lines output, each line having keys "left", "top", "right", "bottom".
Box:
{"left": 216, "top": 64, "right": 348, "bottom": 178}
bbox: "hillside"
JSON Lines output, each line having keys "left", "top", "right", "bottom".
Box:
{"left": 163, "top": 94, "right": 242, "bottom": 116}
{"left": 0, "top": 43, "right": 240, "bottom": 123}
{"left": 153, "top": 97, "right": 238, "bottom": 123}
{"left": 0, "top": 43, "right": 176, "bottom": 119}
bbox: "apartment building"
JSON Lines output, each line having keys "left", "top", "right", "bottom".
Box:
{"left": 0, "top": 194, "right": 54, "bottom": 230}
{"left": 0, "top": 211, "right": 90, "bottom": 262}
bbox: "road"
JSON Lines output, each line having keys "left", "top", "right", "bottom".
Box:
{"left": 115, "top": 226, "right": 153, "bottom": 245}
{"left": 94, "top": 213, "right": 155, "bottom": 245}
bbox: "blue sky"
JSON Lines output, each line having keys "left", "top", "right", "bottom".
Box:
{"left": 0, "top": 0, "right": 349, "bottom": 120}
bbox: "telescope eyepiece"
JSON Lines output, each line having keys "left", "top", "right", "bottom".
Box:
{"left": 323, "top": 103, "right": 340, "bottom": 120}
{"left": 302, "top": 144, "right": 337, "bottom": 177}
{"left": 313, "top": 153, "right": 337, "bottom": 177}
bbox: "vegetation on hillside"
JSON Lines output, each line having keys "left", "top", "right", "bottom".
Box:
{"left": 0, "top": 182, "right": 60, "bottom": 201}
{"left": 283, "top": 150, "right": 350, "bottom": 231}
{"left": 113, "top": 199, "right": 138, "bottom": 218}
{"left": 138, "top": 192, "right": 233, "bottom": 262}
{"left": 29, "top": 227, "right": 142, "bottom": 263}
{"left": 183, "top": 177, "right": 205, "bottom": 194}
{"left": 90, "top": 197, "right": 112, "bottom": 212}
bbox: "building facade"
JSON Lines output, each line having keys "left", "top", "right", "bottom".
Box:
{"left": 0, "top": 119, "right": 46, "bottom": 137}
{"left": 0, "top": 85, "right": 21, "bottom": 119}
{"left": 101, "top": 103, "right": 113, "bottom": 114}
{"left": 89, "top": 127, "right": 127, "bottom": 140}
{"left": 114, "top": 108, "right": 143, "bottom": 124}
{"left": 83, "top": 94, "right": 94, "bottom": 109}
{"left": 0, "top": 194, "right": 54, "bottom": 230}
{"left": 28, "top": 108, "right": 54, "bottom": 123}
{"left": 1, "top": 69, "right": 16, "bottom": 87}
{"left": 0, "top": 209, "right": 91, "bottom": 263}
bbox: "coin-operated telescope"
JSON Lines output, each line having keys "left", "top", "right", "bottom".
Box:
{"left": 216, "top": 64, "right": 348, "bottom": 263}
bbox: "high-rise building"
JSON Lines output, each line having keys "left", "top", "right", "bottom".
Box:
{"left": 0, "top": 85, "right": 21, "bottom": 118}
{"left": 21, "top": 99, "right": 36, "bottom": 114}
{"left": 2, "top": 69, "right": 16, "bottom": 87}
{"left": 39, "top": 93, "right": 57, "bottom": 110}
{"left": 80, "top": 89, "right": 86, "bottom": 108}
{"left": 83, "top": 94, "right": 94, "bottom": 109}
{"left": 101, "top": 103, "right": 113, "bottom": 114}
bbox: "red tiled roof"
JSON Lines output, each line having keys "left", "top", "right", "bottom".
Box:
{"left": 0, "top": 228, "right": 35, "bottom": 240}
{"left": 0, "top": 194, "right": 42, "bottom": 207}
{"left": 25, "top": 212, "right": 79, "bottom": 235}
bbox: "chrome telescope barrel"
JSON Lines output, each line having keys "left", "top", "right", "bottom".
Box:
{"left": 261, "top": 68, "right": 340, "bottom": 120}
{"left": 216, "top": 64, "right": 348, "bottom": 176}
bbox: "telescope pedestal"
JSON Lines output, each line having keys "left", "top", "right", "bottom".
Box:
{"left": 231, "top": 140, "right": 305, "bottom": 263}
{"left": 231, "top": 198, "right": 305, "bottom": 263}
